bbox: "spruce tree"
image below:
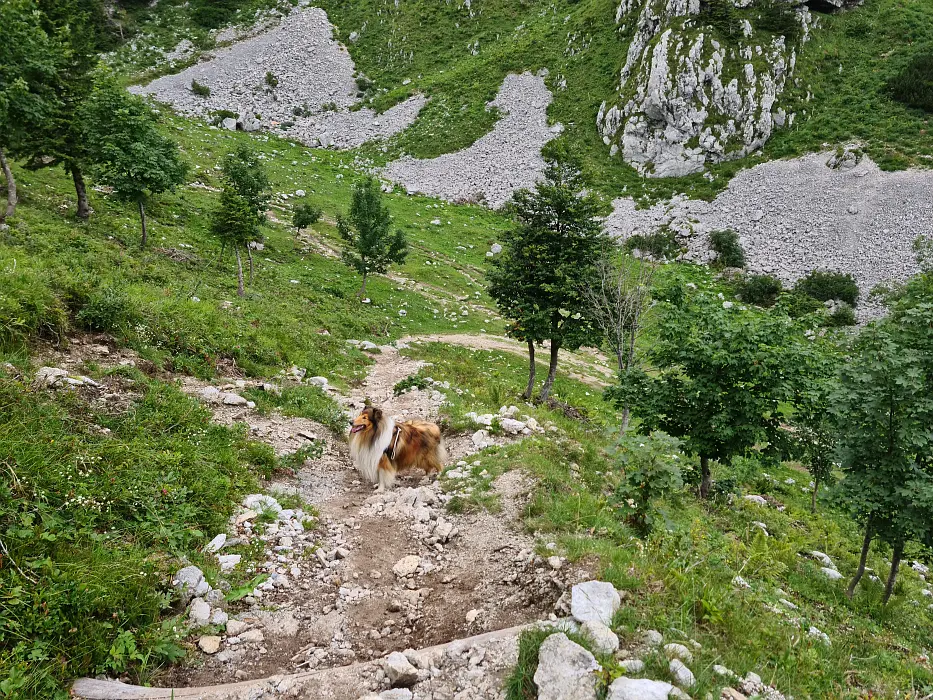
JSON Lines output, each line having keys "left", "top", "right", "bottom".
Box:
{"left": 338, "top": 177, "right": 407, "bottom": 297}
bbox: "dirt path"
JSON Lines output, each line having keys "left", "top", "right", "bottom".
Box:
{"left": 43, "top": 334, "right": 594, "bottom": 699}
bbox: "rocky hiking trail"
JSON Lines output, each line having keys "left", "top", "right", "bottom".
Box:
{"left": 36, "top": 336, "right": 795, "bottom": 700}
{"left": 56, "top": 336, "right": 591, "bottom": 699}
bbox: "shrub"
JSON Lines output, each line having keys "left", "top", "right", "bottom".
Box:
{"left": 888, "top": 53, "right": 933, "bottom": 113}
{"left": 699, "top": 0, "right": 739, "bottom": 37}
{"left": 0, "top": 266, "right": 69, "bottom": 348}
{"left": 76, "top": 287, "right": 138, "bottom": 332}
{"left": 609, "top": 431, "right": 685, "bottom": 534}
{"left": 210, "top": 109, "right": 238, "bottom": 125}
{"left": 826, "top": 302, "right": 857, "bottom": 327}
{"left": 190, "top": 0, "right": 241, "bottom": 28}
{"left": 264, "top": 71, "right": 278, "bottom": 88}
{"left": 394, "top": 373, "right": 429, "bottom": 395}
{"left": 755, "top": 0, "right": 802, "bottom": 42}
{"left": 738, "top": 274, "right": 783, "bottom": 307}
{"left": 794, "top": 270, "right": 859, "bottom": 307}
{"left": 191, "top": 80, "right": 210, "bottom": 97}
{"left": 623, "top": 228, "right": 682, "bottom": 260}
{"left": 774, "top": 291, "right": 824, "bottom": 319}
{"left": 709, "top": 229, "right": 745, "bottom": 268}
{"left": 292, "top": 203, "right": 322, "bottom": 232}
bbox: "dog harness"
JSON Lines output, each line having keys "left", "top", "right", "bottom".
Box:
{"left": 384, "top": 425, "right": 402, "bottom": 461}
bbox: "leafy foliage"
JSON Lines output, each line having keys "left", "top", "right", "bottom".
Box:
{"left": 190, "top": 80, "right": 211, "bottom": 97}
{"left": 609, "top": 431, "right": 685, "bottom": 534}
{"left": 622, "top": 229, "right": 683, "bottom": 261}
{"left": 292, "top": 203, "right": 322, "bottom": 232}
{"left": 737, "top": 274, "right": 783, "bottom": 307}
{"left": 80, "top": 71, "right": 188, "bottom": 245}
{"left": 887, "top": 52, "right": 933, "bottom": 113}
{"left": 487, "top": 146, "right": 609, "bottom": 400}
{"left": 794, "top": 270, "right": 859, "bottom": 307}
{"left": 709, "top": 229, "right": 745, "bottom": 268}
{"left": 75, "top": 286, "right": 138, "bottom": 332}
{"left": 337, "top": 176, "right": 408, "bottom": 296}
{"left": 610, "top": 288, "right": 822, "bottom": 496}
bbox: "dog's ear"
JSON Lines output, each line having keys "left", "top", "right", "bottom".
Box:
{"left": 370, "top": 407, "right": 383, "bottom": 423}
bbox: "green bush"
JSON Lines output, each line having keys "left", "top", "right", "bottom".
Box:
{"left": 623, "top": 228, "right": 682, "bottom": 260}
{"left": 888, "top": 53, "right": 933, "bottom": 113}
{"left": 264, "top": 71, "right": 278, "bottom": 88}
{"left": 76, "top": 287, "right": 138, "bottom": 332}
{"left": 190, "top": 0, "right": 241, "bottom": 28}
{"left": 774, "top": 291, "right": 825, "bottom": 319}
{"left": 755, "top": 0, "right": 802, "bottom": 42}
{"left": 709, "top": 229, "right": 745, "bottom": 268}
{"left": 191, "top": 80, "right": 211, "bottom": 97}
{"left": 794, "top": 270, "right": 859, "bottom": 307}
{"left": 699, "top": 0, "right": 740, "bottom": 37}
{"left": 737, "top": 274, "right": 783, "bottom": 307}
{"left": 609, "top": 431, "right": 685, "bottom": 534}
{"left": 826, "top": 302, "right": 857, "bottom": 327}
{"left": 292, "top": 203, "right": 322, "bottom": 232}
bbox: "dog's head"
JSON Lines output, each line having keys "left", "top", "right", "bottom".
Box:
{"left": 350, "top": 405, "right": 383, "bottom": 436}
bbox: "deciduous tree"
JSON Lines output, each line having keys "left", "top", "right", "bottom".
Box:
{"left": 81, "top": 72, "right": 187, "bottom": 248}
{"left": 610, "top": 288, "right": 819, "bottom": 498}
{"left": 338, "top": 177, "right": 407, "bottom": 298}
{"left": 487, "top": 146, "right": 608, "bottom": 402}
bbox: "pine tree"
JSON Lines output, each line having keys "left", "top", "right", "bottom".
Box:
{"left": 487, "top": 145, "right": 608, "bottom": 402}
{"left": 338, "top": 177, "right": 407, "bottom": 298}
{"left": 81, "top": 72, "right": 188, "bottom": 248}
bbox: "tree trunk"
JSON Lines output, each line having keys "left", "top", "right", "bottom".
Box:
{"left": 246, "top": 244, "right": 254, "bottom": 284}
{"left": 235, "top": 245, "right": 245, "bottom": 298}
{"left": 522, "top": 340, "right": 536, "bottom": 400}
{"left": 882, "top": 542, "right": 903, "bottom": 605}
{"left": 619, "top": 325, "right": 638, "bottom": 435}
{"left": 537, "top": 340, "right": 560, "bottom": 403}
{"left": 138, "top": 199, "right": 148, "bottom": 249}
{"left": 810, "top": 476, "right": 819, "bottom": 513}
{"left": 699, "top": 455, "right": 712, "bottom": 498}
{"left": 70, "top": 164, "right": 89, "bottom": 220}
{"left": 847, "top": 520, "right": 873, "bottom": 599}
{"left": 0, "top": 148, "right": 17, "bottom": 222}
{"left": 357, "top": 272, "right": 368, "bottom": 298}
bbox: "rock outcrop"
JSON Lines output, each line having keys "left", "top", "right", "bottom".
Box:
{"left": 598, "top": 0, "right": 812, "bottom": 177}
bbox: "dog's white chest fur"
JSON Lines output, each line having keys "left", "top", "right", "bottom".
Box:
{"left": 350, "top": 416, "right": 395, "bottom": 485}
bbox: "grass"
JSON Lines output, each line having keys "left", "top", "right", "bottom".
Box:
{"left": 0, "top": 368, "right": 268, "bottom": 698}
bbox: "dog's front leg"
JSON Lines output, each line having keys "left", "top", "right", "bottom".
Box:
{"left": 376, "top": 454, "right": 396, "bottom": 492}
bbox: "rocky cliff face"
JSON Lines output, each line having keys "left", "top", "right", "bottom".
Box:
{"left": 598, "top": 0, "right": 814, "bottom": 177}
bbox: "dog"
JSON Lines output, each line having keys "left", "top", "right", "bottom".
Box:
{"left": 349, "top": 405, "right": 446, "bottom": 490}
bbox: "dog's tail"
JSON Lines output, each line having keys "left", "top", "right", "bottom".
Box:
{"left": 436, "top": 437, "right": 448, "bottom": 474}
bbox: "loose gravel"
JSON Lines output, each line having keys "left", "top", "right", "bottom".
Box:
{"left": 130, "top": 7, "right": 425, "bottom": 149}
{"left": 383, "top": 72, "right": 562, "bottom": 209}
{"left": 605, "top": 152, "right": 933, "bottom": 318}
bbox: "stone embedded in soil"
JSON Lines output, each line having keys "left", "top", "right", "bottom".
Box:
{"left": 188, "top": 598, "right": 211, "bottom": 626}
{"left": 534, "top": 633, "right": 601, "bottom": 700}
{"left": 669, "top": 658, "right": 696, "bottom": 688}
{"left": 226, "top": 619, "right": 248, "bottom": 636}
{"left": 571, "top": 580, "right": 622, "bottom": 626}
{"left": 173, "top": 565, "right": 205, "bottom": 604}
{"left": 663, "top": 643, "right": 693, "bottom": 664}
{"left": 198, "top": 635, "right": 221, "bottom": 654}
{"left": 205, "top": 533, "right": 227, "bottom": 552}
{"left": 392, "top": 555, "right": 422, "bottom": 578}
{"left": 640, "top": 629, "right": 663, "bottom": 647}
{"left": 607, "top": 677, "right": 678, "bottom": 700}
{"left": 384, "top": 651, "right": 419, "bottom": 688}
{"left": 217, "top": 554, "right": 241, "bottom": 571}
{"left": 821, "top": 567, "right": 844, "bottom": 581}
{"left": 581, "top": 620, "right": 619, "bottom": 655}
{"left": 238, "top": 629, "right": 264, "bottom": 644}
{"left": 619, "top": 659, "right": 645, "bottom": 673}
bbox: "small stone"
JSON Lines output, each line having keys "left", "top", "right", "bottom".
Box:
{"left": 580, "top": 620, "right": 619, "bottom": 655}
{"left": 808, "top": 626, "right": 831, "bottom": 646}
{"left": 210, "top": 610, "right": 229, "bottom": 626}
{"left": 664, "top": 643, "right": 693, "bottom": 664}
{"left": 821, "top": 567, "right": 844, "bottom": 581}
{"left": 619, "top": 659, "right": 645, "bottom": 673}
{"left": 380, "top": 691, "right": 413, "bottom": 700}
{"left": 571, "top": 581, "right": 621, "bottom": 625}
{"left": 547, "top": 556, "right": 563, "bottom": 570}
{"left": 744, "top": 495, "right": 767, "bottom": 506}
{"left": 239, "top": 629, "right": 264, "bottom": 644}
{"left": 713, "top": 664, "right": 738, "bottom": 680}
{"left": 393, "top": 555, "right": 421, "bottom": 577}
{"left": 218, "top": 554, "right": 241, "bottom": 572}
{"left": 205, "top": 533, "right": 227, "bottom": 552}
{"left": 226, "top": 620, "right": 248, "bottom": 636}
{"left": 198, "top": 635, "right": 221, "bottom": 654}
{"left": 721, "top": 689, "right": 748, "bottom": 700}
{"left": 639, "top": 629, "right": 663, "bottom": 647}
{"left": 669, "top": 658, "right": 696, "bottom": 688}
{"left": 188, "top": 598, "right": 211, "bottom": 626}
{"left": 385, "top": 651, "right": 418, "bottom": 687}
{"left": 465, "top": 609, "right": 480, "bottom": 623}
{"left": 533, "top": 633, "right": 600, "bottom": 700}
{"left": 607, "top": 677, "right": 676, "bottom": 700}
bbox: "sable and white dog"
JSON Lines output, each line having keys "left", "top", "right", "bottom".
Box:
{"left": 348, "top": 405, "right": 446, "bottom": 490}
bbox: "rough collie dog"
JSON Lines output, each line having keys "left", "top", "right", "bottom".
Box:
{"left": 349, "top": 405, "right": 446, "bottom": 490}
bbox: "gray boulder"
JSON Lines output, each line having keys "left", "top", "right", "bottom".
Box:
{"left": 580, "top": 620, "right": 619, "bottom": 655}
{"left": 571, "top": 581, "right": 621, "bottom": 625}
{"left": 173, "top": 565, "right": 205, "bottom": 604}
{"left": 607, "top": 677, "right": 677, "bottom": 700}
{"left": 533, "top": 633, "right": 601, "bottom": 700}
{"left": 385, "top": 651, "right": 418, "bottom": 687}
